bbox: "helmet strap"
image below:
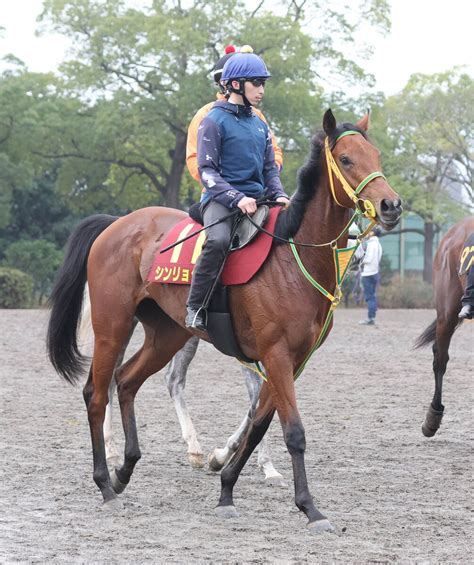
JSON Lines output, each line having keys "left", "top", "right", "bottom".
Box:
{"left": 228, "top": 79, "right": 252, "bottom": 108}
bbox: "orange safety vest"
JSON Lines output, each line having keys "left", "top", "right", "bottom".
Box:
{"left": 185, "top": 93, "right": 284, "bottom": 183}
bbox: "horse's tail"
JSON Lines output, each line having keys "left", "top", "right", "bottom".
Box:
{"left": 47, "top": 214, "right": 119, "bottom": 384}
{"left": 414, "top": 318, "right": 464, "bottom": 349}
{"left": 413, "top": 320, "right": 437, "bottom": 349}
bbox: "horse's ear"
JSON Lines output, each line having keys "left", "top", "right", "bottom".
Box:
{"left": 356, "top": 110, "right": 370, "bottom": 132}
{"left": 323, "top": 109, "right": 337, "bottom": 136}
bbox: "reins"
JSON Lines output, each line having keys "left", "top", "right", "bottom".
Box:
{"left": 240, "top": 130, "right": 383, "bottom": 382}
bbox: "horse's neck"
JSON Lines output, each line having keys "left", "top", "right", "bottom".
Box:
{"left": 294, "top": 178, "right": 350, "bottom": 289}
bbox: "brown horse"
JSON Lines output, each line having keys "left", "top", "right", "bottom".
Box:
{"left": 415, "top": 216, "right": 474, "bottom": 437}
{"left": 47, "top": 109, "right": 402, "bottom": 532}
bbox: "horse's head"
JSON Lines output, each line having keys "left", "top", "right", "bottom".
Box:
{"left": 323, "top": 109, "right": 402, "bottom": 230}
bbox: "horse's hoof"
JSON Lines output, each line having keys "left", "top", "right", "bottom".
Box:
{"left": 421, "top": 423, "right": 437, "bottom": 437}
{"left": 188, "top": 453, "right": 205, "bottom": 469}
{"left": 422, "top": 405, "right": 444, "bottom": 437}
{"left": 215, "top": 505, "right": 239, "bottom": 519}
{"left": 307, "top": 518, "right": 335, "bottom": 534}
{"left": 208, "top": 451, "right": 225, "bottom": 472}
{"left": 110, "top": 470, "right": 128, "bottom": 494}
{"left": 102, "top": 496, "right": 124, "bottom": 512}
{"left": 264, "top": 474, "right": 287, "bottom": 488}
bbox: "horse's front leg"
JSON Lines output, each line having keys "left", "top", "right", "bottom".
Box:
{"left": 244, "top": 367, "right": 285, "bottom": 485}
{"left": 164, "top": 336, "right": 204, "bottom": 468}
{"left": 208, "top": 404, "right": 254, "bottom": 472}
{"left": 209, "top": 365, "right": 285, "bottom": 484}
{"left": 208, "top": 366, "right": 283, "bottom": 483}
{"left": 217, "top": 382, "right": 276, "bottom": 518}
{"left": 263, "top": 352, "right": 334, "bottom": 532}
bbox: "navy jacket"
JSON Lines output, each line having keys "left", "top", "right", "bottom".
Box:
{"left": 197, "top": 101, "right": 287, "bottom": 208}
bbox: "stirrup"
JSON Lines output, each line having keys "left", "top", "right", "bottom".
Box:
{"left": 185, "top": 307, "right": 207, "bottom": 331}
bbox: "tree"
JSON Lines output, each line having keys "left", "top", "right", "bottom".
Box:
{"left": 36, "top": 0, "right": 390, "bottom": 209}
{"left": 373, "top": 70, "right": 473, "bottom": 282}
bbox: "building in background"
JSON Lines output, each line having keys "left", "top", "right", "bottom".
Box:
{"left": 379, "top": 213, "right": 445, "bottom": 278}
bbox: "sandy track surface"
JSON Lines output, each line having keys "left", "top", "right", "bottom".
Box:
{"left": 1, "top": 308, "right": 472, "bottom": 563}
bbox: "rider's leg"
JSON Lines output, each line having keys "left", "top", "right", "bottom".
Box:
{"left": 459, "top": 267, "right": 474, "bottom": 319}
{"left": 186, "top": 200, "right": 233, "bottom": 330}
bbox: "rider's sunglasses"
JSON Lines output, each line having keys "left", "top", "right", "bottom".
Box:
{"left": 247, "top": 78, "right": 266, "bottom": 87}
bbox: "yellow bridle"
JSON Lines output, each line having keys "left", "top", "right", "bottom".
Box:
{"left": 324, "top": 131, "right": 385, "bottom": 220}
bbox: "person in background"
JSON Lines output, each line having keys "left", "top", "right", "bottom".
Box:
{"left": 186, "top": 45, "right": 283, "bottom": 185}
{"left": 359, "top": 226, "right": 383, "bottom": 326}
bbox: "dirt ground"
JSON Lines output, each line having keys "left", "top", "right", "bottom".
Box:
{"left": 1, "top": 308, "right": 472, "bottom": 563}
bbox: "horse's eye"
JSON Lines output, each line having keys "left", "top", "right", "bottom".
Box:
{"left": 340, "top": 156, "right": 352, "bottom": 167}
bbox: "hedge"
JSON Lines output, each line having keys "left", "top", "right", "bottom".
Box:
{"left": 0, "top": 267, "right": 34, "bottom": 308}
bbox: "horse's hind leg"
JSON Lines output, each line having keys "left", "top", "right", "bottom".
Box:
{"left": 104, "top": 378, "right": 120, "bottom": 468}
{"left": 111, "top": 309, "right": 190, "bottom": 494}
{"left": 164, "top": 336, "right": 204, "bottom": 469}
{"left": 104, "top": 319, "right": 138, "bottom": 469}
{"left": 422, "top": 317, "right": 457, "bottom": 437}
{"left": 83, "top": 321, "right": 134, "bottom": 507}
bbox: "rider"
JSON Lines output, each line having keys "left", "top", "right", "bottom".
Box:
{"left": 185, "top": 49, "right": 290, "bottom": 330}
{"left": 186, "top": 45, "right": 283, "bottom": 184}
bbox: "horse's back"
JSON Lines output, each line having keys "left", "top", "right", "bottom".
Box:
{"left": 88, "top": 206, "right": 188, "bottom": 285}
{"left": 434, "top": 217, "right": 474, "bottom": 271}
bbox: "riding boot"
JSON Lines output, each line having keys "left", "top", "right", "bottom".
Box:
{"left": 459, "top": 267, "right": 474, "bottom": 320}
{"left": 186, "top": 201, "right": 233, "bottom": 330}
{"left": 458, "top": 304, "right": 473, "bottom": 320}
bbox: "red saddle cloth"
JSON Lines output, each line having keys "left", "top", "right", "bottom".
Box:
{"left": 148, "top": 207, "right": 280, "bottom": 286}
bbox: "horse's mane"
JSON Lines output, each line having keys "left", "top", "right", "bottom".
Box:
{"left": 274, "top": 122, "right": 368, "bottom": 243}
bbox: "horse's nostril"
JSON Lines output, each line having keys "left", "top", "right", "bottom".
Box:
{"left": 381, "top": 199, "right": 392, "bottom": 212}
{"left": 381, "top": 198, "right": 402, "bottom": 214}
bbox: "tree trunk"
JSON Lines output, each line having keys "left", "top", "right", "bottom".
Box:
{"left": 423, "top": 221, "right": 434, "bottom": 284}
{"left": 164, "top": 129, "right": 187, "bottom": 209}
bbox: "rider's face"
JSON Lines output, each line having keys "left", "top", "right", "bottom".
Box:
{"left": 243, "top": 80, "right": 265, "bottom": 106}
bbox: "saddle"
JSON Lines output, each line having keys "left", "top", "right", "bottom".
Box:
{"left": 189, "top": 202, "right": 270, "bottom": 251}
{"left": 148, "top": 205, "right": 281, "bottom": 363}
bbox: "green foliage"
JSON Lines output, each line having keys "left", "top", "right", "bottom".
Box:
{"left": 378, "top": 275, "right": 434, "bottom": 309}
{"left": 375, "top": 70, "right": 473, "bottom": 223}
{"left": 32, "top": 0, "right": 388, "bottom": 207}
{"left": 3, "top": 239, "right": 63, "bottom": 303}
{"left": 0, "top": 267, "right": 33, "bottom": 308}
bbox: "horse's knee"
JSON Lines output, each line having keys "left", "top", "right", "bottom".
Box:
{"left": 124, "top": 447, "right": 141, "bottom": 465}
{"left": 284, "top": 423, "right": 306, "bottom": 455}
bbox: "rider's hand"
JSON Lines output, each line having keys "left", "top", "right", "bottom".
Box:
{"left": 276, "top": 196, "right": 290, "bottom": 208}
{"left": 237, "top": 197, "right": 257, "bottom": 215}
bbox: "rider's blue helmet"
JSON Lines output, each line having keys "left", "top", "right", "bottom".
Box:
{"left": 221, "top": 50, "right": 271, "bottom": 82}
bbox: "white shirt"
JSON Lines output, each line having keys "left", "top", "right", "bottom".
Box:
{"left": 361, "top": 235, "right": 382, "bottom": 277}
